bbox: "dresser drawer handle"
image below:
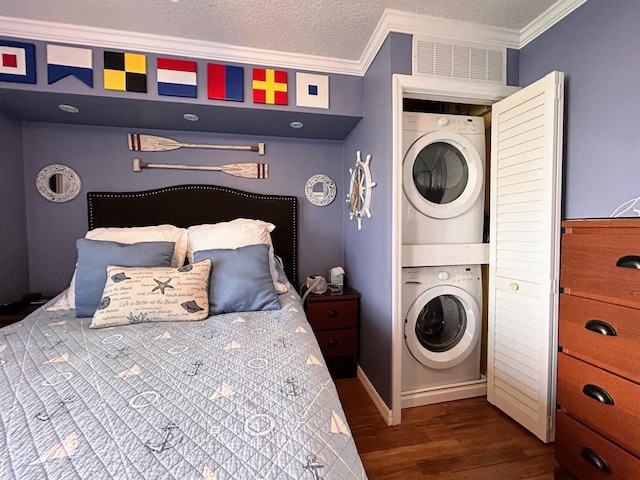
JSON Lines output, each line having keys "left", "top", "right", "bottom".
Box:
{"left": 582, "top": 384, "right": 614, "bottom": 405}
{"left": 327, "top": 310, "right": 338, "bottom": 318}
{"left": 585, "top": 319, "right": 617, "bottom": 336}
{"left": 580, "top": 447, "right": 611, "bottom": 473}
{"left": 616, "top": 255, "right": 640, "bottom": 269}
{"left": 327, "top": 339, "right": 338, "bottom": 347}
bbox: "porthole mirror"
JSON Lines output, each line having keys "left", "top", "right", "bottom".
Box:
{"left": 305, "top": 174, "right": 336, "bottom": 206}
{"left": 36, "top": 164, "right": 82, "bottom": 203}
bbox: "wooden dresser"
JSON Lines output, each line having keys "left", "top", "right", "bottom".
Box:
{"left": 556, "top": 219, "right": 640, "bottom": 478}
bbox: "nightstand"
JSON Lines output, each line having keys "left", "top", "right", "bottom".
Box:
{"left": 304, "top": 287, "right": 360, "bottom": 379}
{"left": 0, "top": 301, "right": 45, "bottom": 328}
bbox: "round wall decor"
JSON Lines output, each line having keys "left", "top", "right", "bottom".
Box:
{"left": 36, "top": 164, "right": 82, "bottom": 203}
{"left": 305, "top": 174, "right": 336, "bottom": 206}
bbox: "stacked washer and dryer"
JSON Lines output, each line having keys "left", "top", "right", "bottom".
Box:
{"left": 401, "top": 112, "right": 488, "bottom": 409}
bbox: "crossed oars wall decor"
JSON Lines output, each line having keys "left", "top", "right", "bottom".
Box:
{"left": 128, "top": 133, "right": 268, "bottom": 179}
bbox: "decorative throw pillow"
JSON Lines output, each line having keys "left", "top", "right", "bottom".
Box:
{"left": 187, "top": 219, "right": 288, "bottom": 293}
{"left": 194, "top": 244, "right": 281, "bottom": 315}
{"left": 90, "top": 259, "right": 212, "bottom": 329}
{"left": 75, "top": 239, "right": 175, "bottom": 317}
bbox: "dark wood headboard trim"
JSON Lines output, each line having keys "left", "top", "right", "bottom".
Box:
{"left": 87, "top": 184, "right": 297, "bottom": 285}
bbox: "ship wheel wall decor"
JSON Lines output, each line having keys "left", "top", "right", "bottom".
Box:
{"left": 347, "top": 150, "right": 376, "bottom": 230}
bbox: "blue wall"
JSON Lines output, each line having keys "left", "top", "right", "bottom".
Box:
{"left": 20, "top": 123, "right": 346, "bottom": 297}
{"left": 344, "top": 33, "right": 412, "bottom": 406}
{"left": 0, "top": 113, "right": 29, "bottom": 304}
{"left": 520, "top": 0, "right": 640, "bottom": 219}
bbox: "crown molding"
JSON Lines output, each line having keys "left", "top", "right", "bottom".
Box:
{"left": 0, "top": 16, "right": 362, "bottom": 75}
{"left": 0, "top": 1, "right": 587, "bottom": 78}
{"left": 519, "top": 0, "right": 588, "bottom": 48}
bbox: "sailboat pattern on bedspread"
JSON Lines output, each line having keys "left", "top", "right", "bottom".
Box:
{"left": 0, "top": 287, "right": 367, "bottom": 479}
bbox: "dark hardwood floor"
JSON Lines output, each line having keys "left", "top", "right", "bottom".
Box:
{"left": 335, "top": 378, "right": 555, "bottom": 480}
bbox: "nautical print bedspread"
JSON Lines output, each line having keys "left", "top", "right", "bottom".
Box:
{"left": 0, "top": 288, "right": 367, "bottom": 480}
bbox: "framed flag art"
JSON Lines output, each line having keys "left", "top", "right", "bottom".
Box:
{"left": 0, "top": 40, "right": 36, "bottom": 84}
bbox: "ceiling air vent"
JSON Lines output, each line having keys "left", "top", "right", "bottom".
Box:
{"left": 413, "top": 36, "right": 506, "bottom": 84}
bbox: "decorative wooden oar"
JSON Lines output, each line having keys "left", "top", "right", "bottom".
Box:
{"left": 128, "top": 134, "right": 265, "bottom": 155}
{"left": 132, "top": 158, "right": 268, "bottom": 179}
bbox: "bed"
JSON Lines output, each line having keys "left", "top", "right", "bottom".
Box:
{"left": 0, "top": 185, "right": 367, "bottom": 480}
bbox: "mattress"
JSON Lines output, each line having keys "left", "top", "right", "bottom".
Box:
{"left": 0, "top": 288, "right": 367, "bottom": 479}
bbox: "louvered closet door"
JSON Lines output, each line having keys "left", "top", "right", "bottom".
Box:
{"left": 487, "top": 71, "right": 564, "bottom": 443}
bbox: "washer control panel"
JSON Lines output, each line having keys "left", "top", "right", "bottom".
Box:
{"left": 436, "top": 266, "right": 481, "bottom": 284}
{"left": 403, "top": 266, "right": 481, "bottom": 284}
{"left": 436, "top": 116, "right": 483, "bottom": 134}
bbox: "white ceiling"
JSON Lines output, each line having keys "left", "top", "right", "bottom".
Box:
{"left": 1, "top": 0, "right": 563, "bottom": 61}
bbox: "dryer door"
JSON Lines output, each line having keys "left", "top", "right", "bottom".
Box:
{"left": 403, "top": 131, "right": 483, "bottom": 219}
{"left": 404, "top": 284, "right": 480, "bottom": 369}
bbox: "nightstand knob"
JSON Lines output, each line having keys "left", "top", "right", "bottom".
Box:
{"left": 327, "top": 339, "right": 338, "bottom": 347}
{"left": 327, "top": 310, "right": 338, "bottom": 318}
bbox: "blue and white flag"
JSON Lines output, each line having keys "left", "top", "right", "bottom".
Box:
{"left": 296, "top": 72, "right": 329, "bottom": 109}
{"left": 0, "top": 40, "right": 36, "bottom": 84}
{"left": 47, "top": 45, "right": 93, "bottom": 87}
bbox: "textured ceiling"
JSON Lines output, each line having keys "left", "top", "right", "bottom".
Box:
{"left": 0, "top": 0, "right": 558, "bottom": 61}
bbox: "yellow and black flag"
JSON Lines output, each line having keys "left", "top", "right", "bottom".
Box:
{"left": 103, "top": 51, "right": 146, "bottom": 93}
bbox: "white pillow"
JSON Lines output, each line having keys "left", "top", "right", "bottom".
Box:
{"left": 187, "top": 219, "right": 287, "bottom": 293}
{"left": 49, "top": 225, "right": 188, "bottom": 310}
{"left": 86, "top": 225, "right": 188, "bottom": 268}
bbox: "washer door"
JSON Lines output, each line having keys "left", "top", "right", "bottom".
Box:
{"left": 403, "top": 131, "right": 483, "bottom": 219}
{"left": 404, "top": 284, "right": 480, "bottom": 369}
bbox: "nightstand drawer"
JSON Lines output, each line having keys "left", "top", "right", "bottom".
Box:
{"left": 306, "top": 300, "right": 358, "bottom": 330}
{"left": 556, "top": 410, "right": 640, "bottom": 480}
{"left": 314, "top": 328, "right": 357, "bottom": 358}
{"left": 559, "top": 294, "right": 640, "bottom": 384}
{"left": 557, "top": 353, "right": 640, "bottom": 457}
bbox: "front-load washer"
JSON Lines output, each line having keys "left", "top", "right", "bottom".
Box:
{"left": 402, "top": 112, "right": 486, "bottom": 245}
{"left": 401, "top": 265, "right": 484, "bottom": 406}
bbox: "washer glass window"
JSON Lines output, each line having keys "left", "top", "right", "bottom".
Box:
{"left": 412, "top": 142, "right": 468, "bottom": 205}
{"left": 415, "top": 294, "right": 467, "bottom": 352}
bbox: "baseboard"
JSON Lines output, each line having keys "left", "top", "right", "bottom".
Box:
{"left": 401, "top": 376, "right": 487, "bottom": 409}
{"left": 356, "top": 366, "right": 394, "bottom": 426}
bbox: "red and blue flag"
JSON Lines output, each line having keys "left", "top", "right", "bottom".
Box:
{"left": 207, "top": 63, "right": 244, "bottom": 102}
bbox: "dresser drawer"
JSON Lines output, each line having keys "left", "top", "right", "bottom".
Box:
{"left": 314, "top": 328, "right": 358, "bottom": 358}
{"left": 561, "top": 225, "right": 640, "bottom": 309}
{"left": 556, "top": 411, "right": 640, "bottom": 480}
{"left": 559, "top": 295, "right": 640, "bottom": 383}
{"left": 557, "top": 353, "right": 640, "bottom": 457}
{"left": 306, "top": 300, "right": 358, "bottom": 330}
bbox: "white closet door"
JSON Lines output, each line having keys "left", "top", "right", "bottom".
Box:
{"left": 487, "top": 71, "right": 564, "bottom": 443}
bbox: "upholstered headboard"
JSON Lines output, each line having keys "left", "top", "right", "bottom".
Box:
{"left": 87, "top": 185, "right": 298, "bottom": 285}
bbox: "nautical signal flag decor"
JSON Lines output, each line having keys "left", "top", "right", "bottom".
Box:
{"left": 104, "top": 51, "right": 147, "bottom": 93}
{"left": 157, "top": 58, "right": 197, "bottom": 98}
{"left": 208, "top": 63, "right": 244, "bottom": 102}
{"left": 296, "top": 72, "right": 329, "bottom": 109}
{"left": 47, "top": 45, "right": 93, "bottom": 87}
{"left": 0, "top": 40, "right": 36, "bottom": 84}
{"left": 252, "top": 68, "right": 287, "bottom": 105}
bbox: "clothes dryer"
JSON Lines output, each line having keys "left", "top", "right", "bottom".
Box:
{"left": 401, "top": 265, "right": 484, "bottom": 406}
{"left": 402, "top": 112, "right": 486, "bottom": 245}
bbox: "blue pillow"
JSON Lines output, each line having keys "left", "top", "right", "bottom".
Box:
{"left": 75, "top": 238, "right": 175, "bottom": 317}
{"left": 194, "top": 244, "right": 281, "bottom": 314}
